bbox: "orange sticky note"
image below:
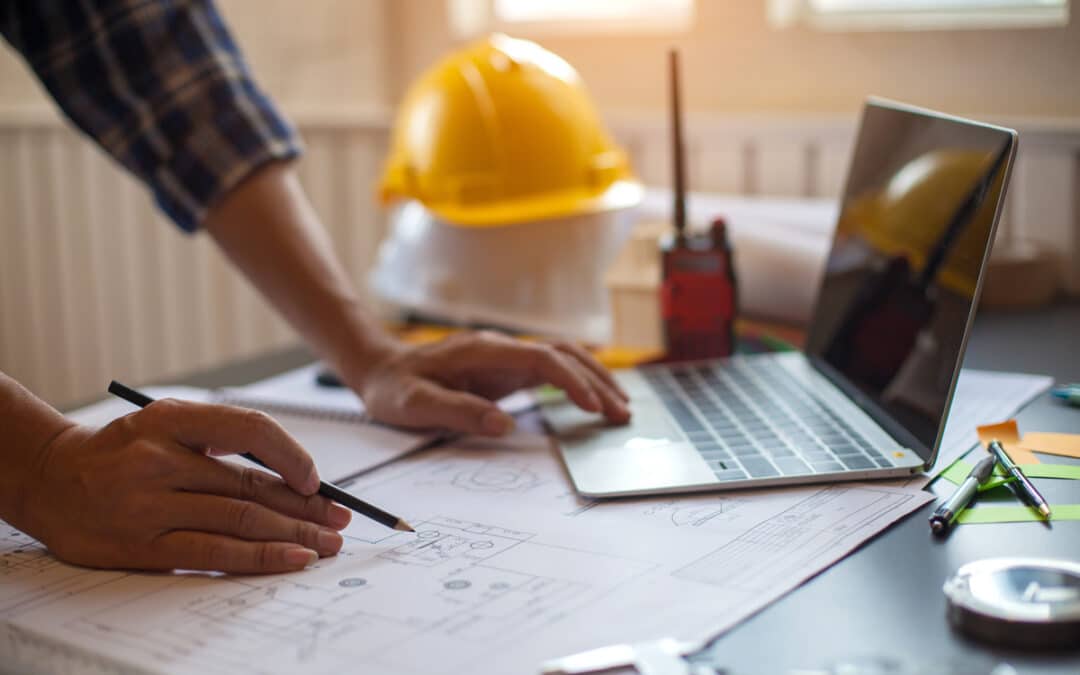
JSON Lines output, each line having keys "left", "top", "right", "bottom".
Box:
{"left": 976, "top": 419, "right": 1040, "bottom": 465}
{"left": 1022, "top": 432, "right": 1080, "bottom": 460}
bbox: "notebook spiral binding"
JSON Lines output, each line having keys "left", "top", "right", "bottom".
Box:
{"left": 213, "top": 392, "right": 371, "bottom": 425}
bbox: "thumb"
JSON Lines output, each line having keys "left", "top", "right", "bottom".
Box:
{"left": 403, "top": 381, "right": 515, "bottom": 436}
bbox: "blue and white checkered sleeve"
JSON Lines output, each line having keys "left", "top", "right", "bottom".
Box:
{"left": 0, "top": 0, "right": 302, "bottom": 232}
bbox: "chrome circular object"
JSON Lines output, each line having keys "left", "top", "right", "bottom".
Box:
{"left": 943, "top": 558, "right": 1080, "bottom": 649}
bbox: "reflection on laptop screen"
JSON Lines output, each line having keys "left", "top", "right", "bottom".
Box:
{"left": 804, "top": 101, "right": 1014, "bottom": 452}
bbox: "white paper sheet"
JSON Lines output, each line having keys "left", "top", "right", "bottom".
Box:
{"left": 66, "top": 386, "right": 212, "bottom": 427}
{"left": 215, "top": 364, "right": 440, "bottom": 481}
{"left": 1, "top": 421, "right": 931, "bottom": 675}
{"left": 930, "top": 368, "right": 1053, "bottom": 475}
{"left": 216, "top": 364, "right": 540, "bottom": 481}
{"left": 221, "top": 364, "right": 368, "bottom": 417}
{"left": 65, "top": 380, "right": 433, "bottom": 485}
{"left": 63, "top": 368, "right": 539, "bottom": 489}
{"left": 231, "top": 363, "right": 540, "bottom": 418}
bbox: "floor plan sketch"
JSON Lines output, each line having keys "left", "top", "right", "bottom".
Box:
{"left": 2, "top": 516, "right": 660, "bottom": 675}
{"left": 376, "top": 517, "right": 532, "bottom": 567}
{"left": 1, "top": 528, "right": 126, "bottom": 620}
{"left": 638, "top": 497, "right": 748, "bottom": 529}
{"left": 0, "top": 428, "right": 933, "bottom": 675}
{"left": 418, "top": 461, "right": 546, "bottom": 494}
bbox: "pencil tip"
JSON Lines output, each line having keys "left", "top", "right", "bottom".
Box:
{"left": 1040, "top": 505, "right": 1052, "bottom": 519}
{"left": 396, "top": 521, "right": 416, "bottom": 533}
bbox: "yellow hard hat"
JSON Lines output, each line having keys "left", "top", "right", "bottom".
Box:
{"left": 378, "top": 34, "right": 642, "bottom": 227}
{"left": 839, "top": 149, "right": 1005, "bottom": 296}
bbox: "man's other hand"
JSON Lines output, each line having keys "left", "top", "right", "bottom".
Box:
{"left": 356, "top": 331, "right": 631, "bottom": 436}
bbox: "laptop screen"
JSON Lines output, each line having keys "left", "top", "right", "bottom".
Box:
{"left": 804, "top": 100, "right": 1015, "bottom": 458}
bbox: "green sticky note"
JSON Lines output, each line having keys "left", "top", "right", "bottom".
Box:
{"left": 956, "top": 504, "right": 1080, "bottom": 524}
{"left": 937, "top": 459, "right": 1013, "bottom": 491}
{"left": 937, "top": 459, "right": 1080, "bottom": 490}
{"left": 937, "top": 456, "right": 1080, "bottom": 524}
{"left": 978, "top": 476, "right": 1013, "bottom": 491}
{"left": 1024, "top": 464, "right": 1080, "bottom": 480}
{"left": 937, "top": 459, "right": 976, "bottom": 486}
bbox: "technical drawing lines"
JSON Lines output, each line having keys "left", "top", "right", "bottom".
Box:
{"left": 419, "top": 460, "right": 545, "bottom": 494}
{"left": 64, "top": 577, "right": 361, "bottom": 674}
{"left": 639, "top": 498, "right": 747, "bottom": 528}
{"left": 0, "top": 528, "right": 124, "bottom": 619}
{"left": 672, "top": 487, "right": 920, "bottom": 591}
{"left": 378, "top": 516, "right": 532, "bottom": 568}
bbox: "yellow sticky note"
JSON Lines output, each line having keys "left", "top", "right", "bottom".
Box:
{"left": 1022, "top": 432, "right": 1080, "bottom": 460}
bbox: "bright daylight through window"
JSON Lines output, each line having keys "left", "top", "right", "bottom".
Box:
{"left": 769, "top": 0, "right": 1069, "bottom": 29}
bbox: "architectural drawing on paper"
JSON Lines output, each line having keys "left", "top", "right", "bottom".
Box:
{"left": 415, "top": 460, "right": 545, "bottom": 494}
{"left": 2, "top": 517, "right": 658, "bottom": 675}
{"left": 0, "top": 528, "right": 123, "bottom": 620}
{"left": 672, "top": 487, "right": 921, "bottom": 591}
{"left": 639, "top": 498, "right": 747, "bottom": 528}
{"left": 377, "top": 516, "right": 533, "bottom": 568}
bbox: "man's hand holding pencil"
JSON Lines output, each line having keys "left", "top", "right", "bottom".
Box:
{"left": 14, "top": 398, "right": 351, "bottom": 575}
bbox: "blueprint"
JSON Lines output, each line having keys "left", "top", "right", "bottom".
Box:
{"left": 0, "top": 419, "right": 931, "bottom": 675}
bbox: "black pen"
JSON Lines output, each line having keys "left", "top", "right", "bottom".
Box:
{"left": 929, "top": 455, "right": 995, "bottom": 536}
{"left": 988, "top": 438, "right": 1051, "bottom": 520}
{"left": 107, "top": 380, "right": 415, "bottom": 532}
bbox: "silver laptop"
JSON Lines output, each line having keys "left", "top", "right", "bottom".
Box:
{"left": 544, "top": 99, "right": 1017, "bottom": 497}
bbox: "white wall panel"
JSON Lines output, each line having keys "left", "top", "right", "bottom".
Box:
{"left": 1, "top": 112, "right": 1078, "bottom": 408}
{"left": 815, "top": 139, "right": 854, "bottom": 200}
{"left": 1011, "top": 150, "right": 1079, "bottom": 292}
{"left": 755, "top": 142, "right": 810, "bottom": 196}
{"left": 693, "top": 143, "right": 744, "bottom": 195}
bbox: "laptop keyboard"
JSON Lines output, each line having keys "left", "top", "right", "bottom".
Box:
{"left": 640, "top": 358, "right": 894, "bottom": 482}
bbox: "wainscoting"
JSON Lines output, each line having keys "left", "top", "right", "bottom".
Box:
{"left": 2, "top": 107, "right": 1077, "bottom": 407}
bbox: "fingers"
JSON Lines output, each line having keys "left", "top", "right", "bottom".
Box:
{"left": 163, "top": 493, "right": 343, "bottom": 558}
{"left": 454, "top": 337, "right": 602, "bottom": 414}
{"left": 175, "top": 452, "right": 351, "bottom": 531}
{"left": 462, "top": 336, "right": 630, "bottom": 423}
{"left": 400, "top": 380, "right": 515, "bottom": 437}
{"left": 151, "top": 530, "right": 319, "bottom": 574}
{"left": 552, "top": 342, "right": 629, "bottom": 402}
{"left": 137, "top": 399, "right": 319, "bottom": 495}
{"left": 551, "top": 341, "right": 631, "bottom": 423}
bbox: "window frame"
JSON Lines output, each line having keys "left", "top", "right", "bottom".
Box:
{"left": 767, "top": 0, "right": 1070, "bottom": 31}
{"left": 449, "top": 0, "right": 694, "bottom": 38}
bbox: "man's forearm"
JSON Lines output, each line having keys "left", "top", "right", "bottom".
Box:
{"left": 204, "top": 162, "right": 401, "bottom": 384}
{"left": 0, "top": 372, "right": 75, "bottom": 528}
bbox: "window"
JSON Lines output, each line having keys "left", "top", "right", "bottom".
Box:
{"left": 450, "top": 0, "right": 694, "bottom": 37}
{"left": 768, "top": 0, "right": 1069, "bottom": 30}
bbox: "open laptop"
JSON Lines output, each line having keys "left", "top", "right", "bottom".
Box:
{"left": 543, "top": 98, "right": 1017, "bottom": 497}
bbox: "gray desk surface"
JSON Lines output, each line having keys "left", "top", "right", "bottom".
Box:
{"left": 175, "top": 302, "right": 1080, "bottom": 674}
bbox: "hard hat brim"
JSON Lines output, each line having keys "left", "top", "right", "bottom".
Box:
{"left": 422, "top": 179, "right": 645, "bottom": 228}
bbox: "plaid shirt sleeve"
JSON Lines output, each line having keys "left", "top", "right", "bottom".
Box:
{"left": 0, "top": 0, "right": 302, "bottom": 232}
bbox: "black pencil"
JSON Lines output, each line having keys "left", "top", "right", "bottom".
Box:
{"left": 107, "top": 380, "right": 415, "bottom": 533}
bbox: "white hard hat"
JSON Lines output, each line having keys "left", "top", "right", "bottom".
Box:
{"left": 369, "top": 200, "right": 637, "bottom": 343}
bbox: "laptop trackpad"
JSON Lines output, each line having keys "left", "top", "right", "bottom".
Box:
{"left": 545, "top": 400, "right": 714, "bottom": 497}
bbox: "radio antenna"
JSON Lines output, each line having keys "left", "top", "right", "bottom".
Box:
{"left": 669, "top": 49, "right": 687, "bottom": 241}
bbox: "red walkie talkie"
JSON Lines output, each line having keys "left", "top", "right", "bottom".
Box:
{"left": 660, "top": 50, "right": 737, "bottom": 361}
